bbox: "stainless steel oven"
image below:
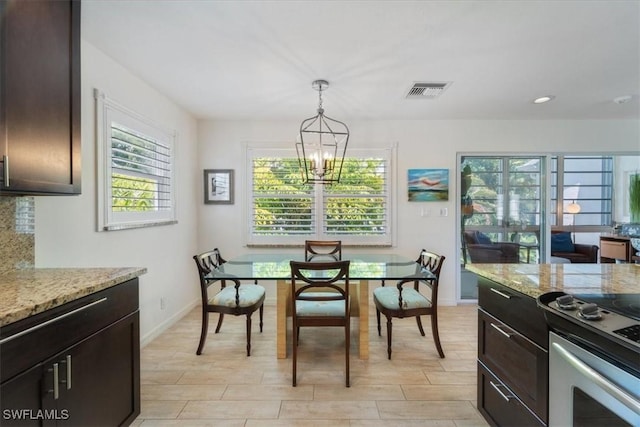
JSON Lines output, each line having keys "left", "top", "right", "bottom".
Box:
{"left": 549, "top": 332, "right": 639, "bottom": 426}
{"left": 538, "top": 292, "right": 640, "bottom": 427}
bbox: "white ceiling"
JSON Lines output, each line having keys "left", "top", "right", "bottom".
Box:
{"left": 82, "top": 0, "right": 640, "bottom": 121}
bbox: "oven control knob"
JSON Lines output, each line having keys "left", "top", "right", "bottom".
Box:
{"left": 578, "top": 303, "right": 602, "bottom": 320}
{"left": 556, "top": 294, "right": 576, "bottom": 310}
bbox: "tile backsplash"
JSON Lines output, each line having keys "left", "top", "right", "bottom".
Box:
{"left": 0, "top": 197, "right": 35, "bottom": 272}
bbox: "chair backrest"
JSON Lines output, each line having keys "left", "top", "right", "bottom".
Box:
{"left": 463, "top": 230, "right": 479, "bottom": 244}
{"left": 415, "top": 250, "right": 446, "bottom": 300}
{"left": 290, "top": 260, "right": 350, "bottom": 303}
{"left": 304, "top": 240, "right": 342, "bottom": 261}
{"left": 417, "top": 249, "right": 445, "bottom": 279}
{"left": 193, "top": 249, "right": 222, "bottom": 274}
{"left": 193, "top": 248, "right": 226, "bottom": 291}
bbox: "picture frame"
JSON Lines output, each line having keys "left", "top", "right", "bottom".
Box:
{"left": 408, "top": 168, "right": 449, "bottom": 201}
{"left": 204, "top": 169, "right": 234, "bottom": 204}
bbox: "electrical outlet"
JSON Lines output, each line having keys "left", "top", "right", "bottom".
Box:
{"left": 160, "top": 297, "right": 166, "bottom": 310}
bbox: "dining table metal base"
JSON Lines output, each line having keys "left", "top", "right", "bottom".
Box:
{"left": 276, "top": 279, "right": 369, "bottom": 359}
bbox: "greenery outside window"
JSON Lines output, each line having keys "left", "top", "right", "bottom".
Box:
{"left": 246, "top": 144, "right": 395, "bottom": 246}
{"left": 95, "top": 89, "right": 177, "bottom": 231}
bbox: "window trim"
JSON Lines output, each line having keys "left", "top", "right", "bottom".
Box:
{"left": 243, "top": 142, "right": 397, "bottom": 247}
{"left": 95, "top": 89, "right": 178, "bottom": 231}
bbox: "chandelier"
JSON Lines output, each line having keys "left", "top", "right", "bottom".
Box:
{"left": 296, "top": 79, "right": 349, "bottom": 184}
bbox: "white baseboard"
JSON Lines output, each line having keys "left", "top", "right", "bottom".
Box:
{"left": 140, "top": 299, "right": 199, "bottom": 348}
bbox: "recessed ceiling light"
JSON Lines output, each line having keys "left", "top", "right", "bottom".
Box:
{"left": 613, "top": 95, "right": 632, "bottom": 104}
{"left": 533, "top": 95, "right": 555, "bottom": 104}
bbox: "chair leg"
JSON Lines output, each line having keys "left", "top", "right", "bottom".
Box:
{"left": 246, "top": 314, "right": 252, "bottom": 357}
{"left": 214, "top": 313, "right": 224, "bottom": 333}
{"left": 196, "top": 310, "right": 209, "bottom": 355}
{"left": 292, "top": 320, "right": 298, "bottom": 386}
{"left": 376, "top": 309, "right": 381, "bottom": 336}
{"left": 345, "top": 321, "right": 350, "bottom": 387}
{"left": 259, "top": 303, "right": 264, "bottom": 333}
{"left": 385, "top": 316, "right": 393, "bottom": 360}
{"left": 431, "top": 312, "right": 445, "bottom": 358}
{"left": 416, "top": 315, "right": 426, "bottom": 336}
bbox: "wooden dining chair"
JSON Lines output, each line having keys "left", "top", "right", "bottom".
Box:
{"left": 304, "top": 240, "right": 342, "bottom": 260}
{"left": 290, "top": 260, "right": 351, "bottom": 387}
{"left": 193, "top": 248, "right": 265, "bottom": 356}
{"left": 373, "top": 250, "right": 446, "bottom": 359}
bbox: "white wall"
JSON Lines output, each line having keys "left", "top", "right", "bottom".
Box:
{"left": 35, "top": 41, "right": 201, "bottom": 345}
{"left": 198, "top": 119, "right": 640, "bottom": 305}
{"left": 30, "top": 39, "right": 640, "bottom": 341}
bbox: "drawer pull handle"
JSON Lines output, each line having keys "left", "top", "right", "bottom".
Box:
{"left": 490, "top": 288, "right": 511, "bottom": 299}
{"left": 490, "top": 322, "right": 514, "bottom": 338}
{"left": 67, "top": 355, "right": 72, "bottom": 390}
{"left": 61, "top": 355, "right": 72, "bottom": 390}
{"left": 49, "top": 363, "right": 60, "bottom": 400}
{"left": 490, "top": 380, "right": 512, "bottom": 402}
{"left": 0, "top": 298, "right": 107, "bottom": 345}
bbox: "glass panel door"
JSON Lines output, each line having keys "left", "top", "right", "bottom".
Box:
{"left": 460, "top": 156, "right": 545, "bottom": 299}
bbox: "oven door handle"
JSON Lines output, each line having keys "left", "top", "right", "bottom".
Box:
{"left": 552, "top": 342, "right": 640, "bottom": 415}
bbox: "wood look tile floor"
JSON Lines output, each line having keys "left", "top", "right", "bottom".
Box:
{"left": 132, "top": 294, "right": 488, "bottom": 427}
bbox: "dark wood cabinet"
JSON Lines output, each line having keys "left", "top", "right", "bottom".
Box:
{"left": 0, "top": 279, "right": 140, "bottom": 426}
{"left": 0, "top": 0, "right": 81, "bottom": 195}
{"left": 477, "top": 277, "right": 548, "bottom": 427}
{"left": 478, "top": 363, "right": 544, "bottom": 427}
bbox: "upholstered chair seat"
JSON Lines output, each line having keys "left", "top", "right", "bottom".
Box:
{"left": 373, "top": 250, "right": 445, "bottom": 359}
{"left": 193, "top": 248, "right": 265, "bottom": 356}
{"left": 290, "top": 260, "right": 351, "bottom": 387}
{"left": 373, "top": 287, "right": 431, "bottom": 311}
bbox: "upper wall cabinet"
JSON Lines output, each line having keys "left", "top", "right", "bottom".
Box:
{"left": 0, "top": 0, "right": 81, "bottom": 195}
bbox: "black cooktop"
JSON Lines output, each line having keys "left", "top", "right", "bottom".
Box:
{"left": 574, "top": 293, "right": 640, "bottom": 321}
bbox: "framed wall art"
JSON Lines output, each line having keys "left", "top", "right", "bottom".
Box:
{"left": 408, "top": 168, "right": 449, "bottom": 201}
{"left": 204, "top": 169, "right": 234, "bottom": 204}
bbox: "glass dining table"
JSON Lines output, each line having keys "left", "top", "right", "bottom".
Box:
{"left": 206, "top": 252, "right": 435, "bottom": 359}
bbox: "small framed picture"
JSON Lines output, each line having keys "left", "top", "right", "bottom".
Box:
{"left": 204, "top": 169, "right": 234, "bottom": 204}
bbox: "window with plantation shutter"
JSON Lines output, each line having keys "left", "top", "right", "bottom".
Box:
{"left": 246, "top": 145, "right": 394, "bottom": 246}
{"left": 95, "top": 89, "right": 177, "bottom": 231}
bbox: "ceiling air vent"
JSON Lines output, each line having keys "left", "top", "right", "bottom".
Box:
{"left": 405, "top": 82, "right": 451, "bottom": 99}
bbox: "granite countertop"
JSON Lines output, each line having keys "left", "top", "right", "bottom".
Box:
{"left": 0, "top": 267, "right": 146, "bottom": 327}
{"left": 465, "top": 263, "right": 639, "bottom": 299}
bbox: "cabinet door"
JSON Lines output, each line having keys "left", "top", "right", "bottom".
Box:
{"left": 0, "top": 364, "right": 47, "bottom": 427}
{"left": 52, "top": 312, "right": 140, "bottom": 427}
{"left": 0, "top": 0, "right": 81, "bottom": 195}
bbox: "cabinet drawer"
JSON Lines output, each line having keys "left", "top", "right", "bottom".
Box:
{"left": 0, "top": 279, "right": 138, "bottom": 383}
{"left": 600, "top": 240, "right": 628, "bottom": 260}
{"left": 478, "top": 309, "right": 548, "bottom": 422}
{"left": 477, "top": 277, "right": 548, "bottom": 348}
{"left": 478, "top": 362, "right": 545, "bottom": 427}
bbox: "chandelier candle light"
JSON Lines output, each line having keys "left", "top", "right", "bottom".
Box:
{"left": 296, "top": 79, "right": 349, "bottom": 184}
